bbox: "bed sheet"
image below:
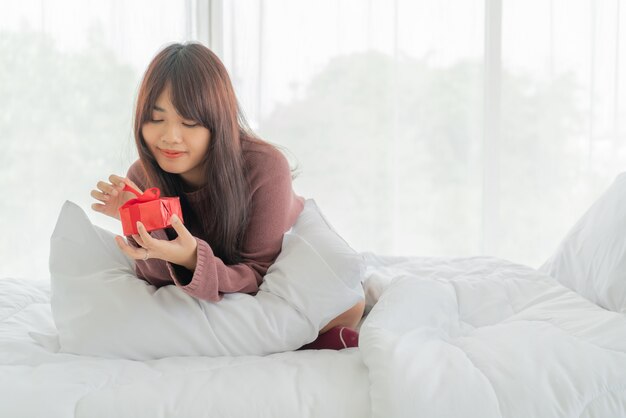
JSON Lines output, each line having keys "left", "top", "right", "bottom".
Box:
{"left": 3, "top": 252, "right": 626, "bottom": 418}
{"left": 359, "top": 253, "right": 626, "bottom": 418}
{"left": 0, "top": 278, "right": 370, "bottom": 418}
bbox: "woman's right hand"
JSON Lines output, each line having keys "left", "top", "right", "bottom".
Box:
{"left": 91, "top": 175, "right": 142, "bottom": 220}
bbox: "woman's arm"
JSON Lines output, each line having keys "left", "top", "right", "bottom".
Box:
{"left": 163, "top": 148, "right": 304, "bottom": 301}
{"left": 125, "top": 148, "right": 304, "bottom": 302}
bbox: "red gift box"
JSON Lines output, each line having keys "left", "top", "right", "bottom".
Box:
{"left": 118, "top": 184, "right": 184, "bottom": 236}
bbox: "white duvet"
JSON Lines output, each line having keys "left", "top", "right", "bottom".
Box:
{"left": 2, "top": 253, "right": 626, "bottom": 417}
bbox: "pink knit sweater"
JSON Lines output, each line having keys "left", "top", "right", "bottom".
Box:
{"left": 125, "top": 138, "right": 305, "bottom": 302}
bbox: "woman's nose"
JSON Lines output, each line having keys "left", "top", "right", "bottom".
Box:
{"left": 161, "top": 122, "right": 183, "bottom": 142}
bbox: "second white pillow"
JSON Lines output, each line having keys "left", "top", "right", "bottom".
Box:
{"left": 539, "top": 172, "right": 626, "bottom": 313}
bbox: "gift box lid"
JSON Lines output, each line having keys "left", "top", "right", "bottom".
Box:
{"left": 118, "top": 183, "right": 184, "bottom": 235}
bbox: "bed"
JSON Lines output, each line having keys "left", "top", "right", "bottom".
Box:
{"left": 2, "top": 250, "right": 626, "bottom": 417}
{"left": 0, "top": 274, "right": 370, "bottom": 417}
{"left": 2, "top": 174, "right": 626, "bottom": 417}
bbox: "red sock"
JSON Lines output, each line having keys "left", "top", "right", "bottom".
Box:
{"left": 297, "top": 326, "right": 359, "bottom": 350}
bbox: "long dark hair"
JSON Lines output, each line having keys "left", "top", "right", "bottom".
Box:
{"left": 133, "top": 42, "right": 266, "bottom": 265}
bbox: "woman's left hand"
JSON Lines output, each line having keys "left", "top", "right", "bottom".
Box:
{"left": 115, "top": 214, "right": 198, "bottom": 271}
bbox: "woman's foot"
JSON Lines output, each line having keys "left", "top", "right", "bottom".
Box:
{"left": 297, "top": 326, "right": 359, "bottom": 350}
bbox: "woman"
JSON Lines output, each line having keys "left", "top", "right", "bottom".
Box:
{"left": 90, "top": 42, "right": 364, "bottom": 350}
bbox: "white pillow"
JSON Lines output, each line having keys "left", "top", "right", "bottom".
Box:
{"left": 539, "top": 172, "right": 626, "bottom": 313}
{"left": 49, "top": 199, "right": 364, "bottom": 360}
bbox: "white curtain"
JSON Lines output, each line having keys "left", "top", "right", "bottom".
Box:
{"left": 0, "top": 0, "right": 207, "bottom": 280}
{"left": 1, "top": 0, "right": 624, "bottom": 281}
{"left": 219, "top": 0, "right": 625, "bottom": 268}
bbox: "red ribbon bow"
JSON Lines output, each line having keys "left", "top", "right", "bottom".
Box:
{"left": 119, "top": 184, "right": 161, "bottom": 209}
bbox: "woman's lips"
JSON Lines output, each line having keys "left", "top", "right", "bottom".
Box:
{"left": 159, "top": 149, "right": 185, "bottom": 158}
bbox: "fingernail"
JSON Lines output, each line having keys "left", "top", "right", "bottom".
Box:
{"left": 171, "top": 214, "right": 178, "bottom": 223}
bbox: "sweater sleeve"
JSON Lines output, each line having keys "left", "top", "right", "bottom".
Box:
{"left": 164, "top": 148, "right": 304, "bottom": 302}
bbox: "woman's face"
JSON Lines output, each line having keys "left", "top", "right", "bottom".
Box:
{"left": 141, "top": 83, "right": 211, "bottom": 191}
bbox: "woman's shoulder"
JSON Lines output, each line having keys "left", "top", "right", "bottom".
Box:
{"left": 241, "top": 136, "right": 291, "bottom": 176}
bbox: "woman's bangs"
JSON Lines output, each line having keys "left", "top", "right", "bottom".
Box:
{"left": 169, "top": 68, "right": 205, "bottom": 125}
{"left": 142, "top": 77, "right": 168, "bottom": 124}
